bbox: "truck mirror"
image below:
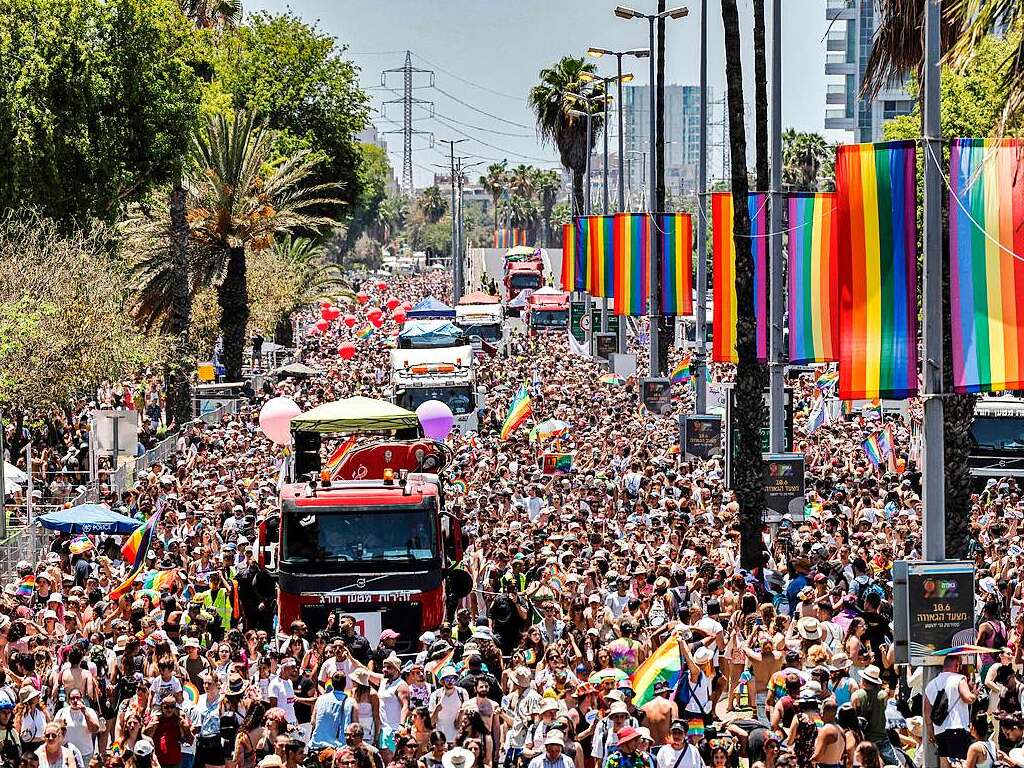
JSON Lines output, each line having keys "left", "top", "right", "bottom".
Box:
{"left": 258, "top": 514, "right": 280, "bottom": 571}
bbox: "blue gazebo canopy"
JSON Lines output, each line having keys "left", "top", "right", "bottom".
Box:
{"left": 37, "top": 504, "right": 141, "bottom": 535}
{"left": 407, "top": 297, "right": 456, "bottom": 319}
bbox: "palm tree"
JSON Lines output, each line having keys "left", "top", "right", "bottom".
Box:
{"left": 721, "top": 0, "right": 767, "bottom": 570}
{"left": 782, "top": 130, "right": 833, "bottom": 191}
{"left": 186, "top": 111, "right": 340, "bottom": 380}
{"left": 479, "top": 161, "right": 508, "bottom": 232}
{"left": 179, "top": 0, "right": 242, "bottom": 29}
{"left": 508, "top": 164, "right": 537, "bottom": 199}
{"left": 270, "top": 235, "right": 353, "bottom": 345}
{"left": 375, "top": 195, "right": 406, "bottom": 246}
{"left": 752, "top": 0, "right": 769, "bottom": 191}
{"left": 534, "top": 169, "right": 561, "bottom": 246}
{"left": 529, "top": 56, "right": 605, "bottom": 216}
{"left": 418, "top": 186, "right": 448, "bottom": 224}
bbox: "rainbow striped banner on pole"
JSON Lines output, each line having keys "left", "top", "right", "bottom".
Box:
{"left": 949, "top": 139, "right": 1024, "bottom": 393}
{"left": 787, "top": 193, "right": 840, "bottom": 364}
{"left": 560, "top": 222, "right": 585, "bottom": 292}
{"left": 613, "top": 212, "right": 649, "bottom": 315}
{"left": 835, "top": 141, "right": 918, "bottom": 400}
{"left": 584, "top": 215, "right": 615, "bottom": 298}
{"left": 660, "top": 213, "right": 694, "bottom": 316}
{"left": 711, "top": 192, "right": 768, "bottom": 363}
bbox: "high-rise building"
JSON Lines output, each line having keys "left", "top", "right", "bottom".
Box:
{"left": 824, "top": 0, "right": 914, "bottom": 141}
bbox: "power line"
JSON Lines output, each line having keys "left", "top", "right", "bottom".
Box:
{"left": 409, "top": 51, "right": 526, "bottom": 102}
{"left": 428, "top": 112, "right": 559, "bottom": 164}
{"left": 377, "top": 84, "right": 534, "bottom": 138}
{"left": 430, "top": 85, "right": 534, "bottom": 129}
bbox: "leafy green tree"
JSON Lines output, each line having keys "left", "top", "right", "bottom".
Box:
{"left": 479, "top": 162, "right": 508, "bottom": 231}
{"left": 529, "top": 57, "right": 605, "bottom": 215}
{"left": 0, "top": 0, "right": 205, "bottom": 223}
{"left": 782, "top": 130, "right": 834, "bottom": 191}
{"left": 212, "top": 11, "right": 371, "bottom": 214}
{"left": 534, "top": 169, "right": 561, "bottom": 246}
{"left": 186, "top": 111, "right": 341, "bottom": 380}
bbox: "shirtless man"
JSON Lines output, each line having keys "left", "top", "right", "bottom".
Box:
{"left": 640, "top": 681, "right": 678, "bottom": 746}
{"left": 742, "top": 634, "right": 783, "bottom": 718}
{"left": 812, "top": 700, "right": 846, "bottom": 768}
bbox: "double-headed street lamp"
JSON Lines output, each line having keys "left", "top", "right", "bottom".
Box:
{"left": 614, "top": 3, "right": 688, "bottom": 376}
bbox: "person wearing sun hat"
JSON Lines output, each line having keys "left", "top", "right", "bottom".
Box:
{"left": 601, "top": 725, "right": 646, "bottom": 768}
{"left": 677, "top": 633, "right": 716, "bottom": 728}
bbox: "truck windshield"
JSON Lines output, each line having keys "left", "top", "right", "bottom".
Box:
{"left": 282, "top": 506, "right": 438, "bottom": 565}
{"left": 510, "top": 273, "right": 542, "bottom": 290}
{"left": 459, "top": 323, "right": 502, "bottom": 342}
{"left": 399, "top": 385, "right": 474, "bottom": 415}
{"left": 531, "top": 309, "right": 567, "bottom": 328}
{"left": 971, "top": 416, "right": 1024, "bottom": 451}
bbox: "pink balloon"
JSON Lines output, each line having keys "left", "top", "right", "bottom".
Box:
{"left": 416, "top": 400, "right": 454, "bottom": 441}
{"left": 343, "top": 314, "right": 357, "bottom": 328}
{"left": 315, "top": 319, "right": 329, "bottom": 332}
{"left": 319, "top": 299, "right": 332, "bottom": 308}
{"left": 392, "top": 309, "right": 407, "bottom": 324}
{"left": 320, "top": 306, "right": 332, "bottom": 321}
{"left": 386, "top": 297, "right": 401, "bottom": 311}
{"left": 356, "top": 292, "right": 369, "bottom": 305}
{"left": 259, "top": 397, "right": 301, "bottom": 445}
{"left": 400, "top": 301, "right": 413, "bottom": 312}
{"left": 338, "top": 342, "right": 356, "bottom": 360}
{"left": 367, "top": 306, "right": 383, "bottom": 319}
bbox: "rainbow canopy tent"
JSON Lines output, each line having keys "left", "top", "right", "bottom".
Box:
{"left": 38, "top": 504, "right": 141, "bottom": 534}
{"left": 289, "top": 396, "right": 421, "bottom": 434}
{"left": 407, "top": 297, "right": 456, "bottom": 320}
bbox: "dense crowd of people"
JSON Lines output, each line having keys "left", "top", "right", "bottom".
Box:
{"left": 0, "top": 268, "right": 1013, "bottom": 768}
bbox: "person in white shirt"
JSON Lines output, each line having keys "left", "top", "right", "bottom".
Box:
{"left": 54, "top": 690, "right": 100, "bottom": 764}
{"left": 604, "top": 579, "right": 632, "bottom": 620}
{"left": 527, "top": 732, "right": 574, "bottom": 768}
{"left": 268, "top": 659, "right": 299, "bottom": 726}
{"left": 656, "top": 721, "right": 705, "bottom": 768}
{"left": 923, "top": 656, "right": 977, "bottom": 768}
{"left": 429, "top": 667, "right": 467, "bottom": 742}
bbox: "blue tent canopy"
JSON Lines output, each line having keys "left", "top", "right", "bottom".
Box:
{"left": 398, "top": 320, "right": 467, "bottom": 349}
{"left": 37, "top": 504, "right": 141, "bottom": 534}
{"left": 407, "top": 297, "right": 456, "bottom": 319}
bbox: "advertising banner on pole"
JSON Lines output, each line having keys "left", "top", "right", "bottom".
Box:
{"left": 893, "top": 560, "right": 976, "bottom": 665}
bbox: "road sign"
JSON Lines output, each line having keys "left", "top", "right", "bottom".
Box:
{"left": 570, "top": 300, "right": 586, "bottom": 343}
{"left": 893, "top": 561, "right": 975, "bottom": 665}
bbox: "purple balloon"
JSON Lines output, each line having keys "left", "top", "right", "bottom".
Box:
{"left": 416, "top": 400, "right": 455, "bottom": 441}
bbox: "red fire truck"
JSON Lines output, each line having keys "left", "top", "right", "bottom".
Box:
{"left": 524, "top": 287, "right": 570, "bottom": 334}
{"left": 258, "top": 397, "right": 470, "bottom": 646}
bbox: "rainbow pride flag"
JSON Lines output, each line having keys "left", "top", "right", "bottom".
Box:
{"left": 355, "top": 324, "right": 374, "bottom": 339}
{"left": 670, "top": 355, "right": 692, "bottom": 384}
{"left": 862, "top": 429, "right": 892, "bottom": 469}
{"left": 450, "top": 478, "right": 468, "bottom": 495}
{"left": 711, "top": 192, "right": 768, "bottom": 363}
{"left": 121, "top": 508, "right": 162, "bottom": 567}
{"left": 836, "top": 141, "right": 918, "bottom": 400}
{"left": 16, "top": 575, "right": 35, "bottom": 598}
{"left": 560, "top": 222, "right": 585, "bottom": 293}
{"left": 815, "top": 369, "right": 840, "bottom": 392}
{"left": 326, "top": 435, "right": 358, "bottom": 473}
{"left": 142, "top": 570, "right": 177, "bottom": 592}
{"left": 541, "top": 452, "right": 573, "bottom": 475}
{"left": 949, "top": 139, "right": 1024, "bottom": 393}
{"left": 584, "top": 215, "right": 615, "bottom": 299}
{"left": 613, "top": 213, "right": 649, "bottom": 316}
{"left": 630, "top": 636, "right": 681, "bottom": 707}
{"left": 183, "top": 682, "right": 199, "bottom": 704}
{"left": 788, "top": 193, "right": 839, "bottom": 364}
{"left": 425, "top": 647, "right": 455, "bottom": 681}
{"left": 660, "top": 213, "right": 694, "bottom": 316}
{"left": 69, "top": 534, "right": 93, "bottom": 555}
{"left": 500, "top": 385, "right": 533, "bottom": 440}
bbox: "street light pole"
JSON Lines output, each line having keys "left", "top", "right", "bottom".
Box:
{"left": 695, "top": 0, "right": 709, "bottom": 413}
{"left": 439, "top": 139, "right": 467, "bottom": 303}
{"left": 768, "top": 0, "right": 785, "bottom": 452}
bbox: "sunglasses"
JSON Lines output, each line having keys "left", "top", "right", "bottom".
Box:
{"left": 44, "top": 734, "right": 60, "bottom": 741}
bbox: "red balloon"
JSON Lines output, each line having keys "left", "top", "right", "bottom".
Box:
{"left": 376, "top": 281, "right": 388, "bottom": 292}
{"left": 343, "top": 314, "right": 357, "bottom": 328}
{"left": 306, "top": 326, "right": 320, "bottom": 336}
{"left": 400, "top": 301, "right": 413, "bottom": 312}
{"left": 315, "top": 320, "right": 330, "bottom": 332}
{"left": 367, "top": 307, "right": 383, "bottom": 320}
{"left": 392, "top": 309, "right": 407, "bottom": 324}
{"left": 386, "top": 297, "right": 401, "bottom": 311}
{"left": 356, "top": 292, "right": 369, "bottom": 305}
{"left": 338, "top": 342, "right": 356, "bottom": 360}
{"left": 369, "top": 315, "right": 383, "bottom": 328}
{"left": 320, "top": 306, "right": 333, "bottom": 321}
{"left": 319, "top": 299, "right": 332, "bottom": 308}
{"left": 326, "top": 306, "right": 342, "bottom": 321}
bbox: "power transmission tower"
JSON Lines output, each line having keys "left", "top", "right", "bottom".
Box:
{"left": 382, "top": 51, "right": 435, "bottom": 195}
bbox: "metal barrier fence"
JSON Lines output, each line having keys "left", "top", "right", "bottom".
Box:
{"left": 0, "top": 400, "right": 244, "bottom": 581}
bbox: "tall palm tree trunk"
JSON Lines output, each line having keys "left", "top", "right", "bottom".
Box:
{"left": 753, "top": 0, "right": 770, "bottom": 191}
{"left": 217, "top": 246, "right": 250, "bottom": 382}
{"left": 572, "top": 169, "right": 585, "bottom": 217}
{"left": 722, "top": 0, "right": 767, "bottom": 570}
{"left": 166, "top": 181, "right": 194, "bottom": 428}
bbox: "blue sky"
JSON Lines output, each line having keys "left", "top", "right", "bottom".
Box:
{"left": 248, "top": 0, "right": 839, "bottom": 187}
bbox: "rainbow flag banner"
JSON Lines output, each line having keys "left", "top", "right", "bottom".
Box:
{"left": 670, "top": 355, "right": 692, "bottom": 384}
{"left": 630, "top": 636, "right": 681, "bottom": 707}
{"left": 16, "top": 575, "right": 35, "bottom": 598}
{"left": 500, "top": 385, "right": 533, "bottom": 440}
{"left": 584, "top": 215, "right": 616, "bottom": 299}
{"left": 660, "top": 213, "right": 694, "bottom": 316}
{"left": 183, "top": 682, "right": 199, "bottom": 704}
{"left": 121, "top": 509, "right": 162, "bottom": 567}
{"left": 711, "top": 192, "right": 768, "bottom": 363}
{"left": 815, "top": 369, "right": 839, "bottom": 392}
{"left": 425, "top": 647, "right": 455, "bottom": 681}
{"left": 836, "top": 141, "right": 918, "bottom": 400}
{"left": 788, "top": 193, "right": 840, "bottom": 364}
{"left": 142, "top": 570, "right": 177, "bottom": 592}
{"left": 949, "top": 139, "right": 1024, "bottom": 393}
{"left": 325, "top": 435, "right": 358, "bottom": 473}
{"left": 69, "top": 534, "right": 93, "bottom": 555}
{"left": 863, "top": 428, "right": 892, "bottom": 469}
{"left": 541, "top": 452, "right": 573, "bottom": 475}
{"left": 560, "top": 222, "right": 585, "bottom": 292}
{"left": 613, "top": 213, "right": 650, "bottom": 315}
{"left": 450, "top": 478, "right": 468, "bottom": 495}
{"left": 494, "top": 228, "right": 528, "bottom": 248}
{"left": 355, "top": 324, "right": 374, "bottom": 339}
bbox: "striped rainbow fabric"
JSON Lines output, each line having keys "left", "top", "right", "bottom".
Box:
{"left": 787, "top": 193, "right": 840, "bottom": 364}
{"left": 711, "top": 192, "right": 768, "bottom": 362}
{"left": 949, "top": 138, "right": 1024, "bottom": 393}
{"left": 835, "top": 141, "right": 918, "bottom": 400}
{"left": 585, "top": 215, "right": 616, "bottom": 298}
{"left": 660, "top": 213, "right": 694, "bottom": 316}
{"left": 560, "top": 223, "right": 579, "bottom": 292}
{"left": 613, "top": 212, "right": 649, "bottom": 315}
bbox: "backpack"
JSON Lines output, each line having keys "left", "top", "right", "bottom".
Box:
{"left": 930, "top": 686, "right": 950, "bottom": 727}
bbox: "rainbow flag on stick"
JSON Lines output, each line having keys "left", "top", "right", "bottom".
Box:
{"left": 500, "top": 385, "right": 533, "bottom": 440}
{"left": 660, "top": 212, "right": 694, "bottom": 316}
{"left": 836, "top": 141, "right": 918, "bottom": 400}
{"left": 121, "top": 508, "right": 162, "bottom": 567}
{"left": 613, "top": 213, "right": 649, "bottom": 316}
{"left": 862, "top": 429, "right": 892, "bottom": 469}
{"left": 425, "top": 647, "right": 455, "bottom": 681}
{"left": 630, "top": 636, "right": 682, "bottom": 707}
{"left": 541, "top": 452, "right": 573, "bottom": 475}
{"left": 788, "top": 193, "right": 839, "bottom": 364}
{"left": 670, "top": 355, "right": 692, "bottom": 384}
{"left": 16, "top": 575, "right": 35, "bottom": 598}
{"left": 949, "top": 139, "right": 1024, "bottom": 393}
{"left": 355, "top": 324, "right": 374, "bottom": 339}
{"left": 711, "top": 192, "right": 768, "bottom": 363}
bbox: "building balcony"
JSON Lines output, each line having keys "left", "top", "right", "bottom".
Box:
{"left": 826, "top": 32, "right": 847, "bottom": 52}
{"left": 825, "top": 109, "right": 855, "bottom": 131}
{"left": 825, "top": 53, "right": 856, "bottom": 75}
{"left": 826, "top": 0, "right": 856, "bottom": 20}
{"left": 826, "top": 84, "right": 848, "bottom": 104}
